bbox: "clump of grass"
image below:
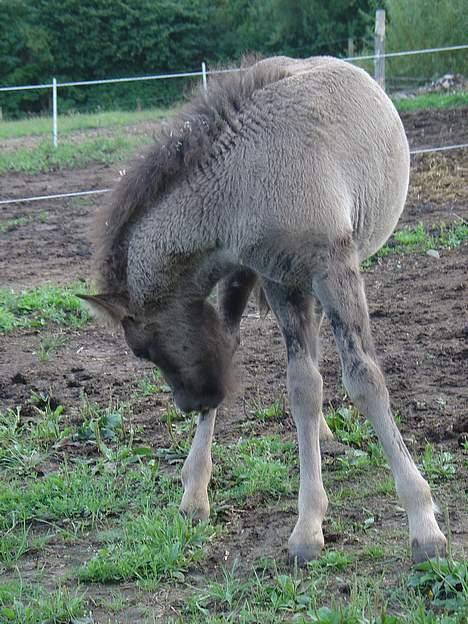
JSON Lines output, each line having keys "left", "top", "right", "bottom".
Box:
{"left": 0, "top": 396, "right": 70, "bottom": 475}
{"left": 0, "top": 581, "right": 86, "bottom": 623}
{"left": 36, "top": 332, "right": 68, "bottom": 361}
{"left": 0, "top": 215, "right": 33, "bottom": 234}
{"left": 253, "top": 399, "right": 286, "bottom": 422}
{"left": 79, "top": 507, "right": 212, "bottom": 586}
{"left": 0, "top": 283, "right": 90, "bottom": 333}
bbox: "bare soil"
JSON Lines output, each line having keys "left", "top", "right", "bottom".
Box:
{"left": 0, "top": 107, "right": 467, "bottom": 622}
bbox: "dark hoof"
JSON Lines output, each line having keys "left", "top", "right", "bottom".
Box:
{"left": 288, "top": 544, "right": 322, "bottom": 567}
{"left": 411, "top": 537, "right": 447, "bottom": 563}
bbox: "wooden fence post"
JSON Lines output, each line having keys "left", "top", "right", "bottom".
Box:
{"left": 374, "top": 9, "right": 386, "bottom": 90}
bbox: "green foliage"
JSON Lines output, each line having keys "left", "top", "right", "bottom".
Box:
{"left": 393, "top": 92, "right": 468, "bottom": 112}
{"left": 362, "top": 221, "right": 468, "bottom": 269}
{"left": 420, "top": 443, "right": 456, "bottom": 481}
{"left": 214, "top": 436, "right": 296, "bottom": 504}
{"left": 79, "top": 508, "right": 212, "bottom": 585}
{"left": 0, "top": 0, "right": 373, "bottom": 118}
{"left": 326, "top": 406, "right": 374, "bottom": 449}
{"left": 384, "top": 0, "right": 467, "bottom": 87}
{"left": 0, "top": 582, "right": 85, "bottom": 624}
{"left": 0, "top": 283, "right": 90, "bottom": 332}
{"left": 407, "top": 558, "right": 468, "bottom": 609}
{"left": 0, "top": 135, "right": 144, "bottom": 173}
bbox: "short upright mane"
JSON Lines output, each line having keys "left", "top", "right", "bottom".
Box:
{"left": 95, "top": 58, "right": 290, "bottom": 293}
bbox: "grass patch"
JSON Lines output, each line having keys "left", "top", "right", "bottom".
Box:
{"left": 0, "top": 135, "right": 150, "bottom": 173}
{"left": 79, "top": 507, "right": 212, "bottom": 586}
{"left": 0, "top": 581, "right": 85, "bottom": 624}
{"left": 213, "top": 436, "right": 297, "bottom": 505}
{"left": 362, "top": 220, "right": 468, "bottom": 269}
{"left": 0, "top": 283, "right": 90, "bottom": 333}
{"left": 0, "top": 107, "right": 168, "bottom": 140}
{"left": 393, "top": 92, "right": 468, "bottom": 112}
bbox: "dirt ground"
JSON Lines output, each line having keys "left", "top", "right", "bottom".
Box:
{"left": 0, "top": 107, "right": 467, "bottom": 620}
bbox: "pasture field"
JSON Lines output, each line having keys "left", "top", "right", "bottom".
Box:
{"left": 0, "top": 103, "right": 467, "bottom": 623}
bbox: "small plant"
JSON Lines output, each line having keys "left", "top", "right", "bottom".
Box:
{"left": 325, "top": 406, "right": 373, "bottom": 449}
{"left": 407, "top": 558, "right": 468, "bottom": 609}
{"left": 254, "top": 399, "right": 286, "bottom": 422}
{"left": 36, "top": 332, "right": 68, "bottom": 362}
{"left": 136, "top": 368, "right": 163, "bottom": 396}
{"left": 420, "top": 443, "right": 456, "bottom": 481}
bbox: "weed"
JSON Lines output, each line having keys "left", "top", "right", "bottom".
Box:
{"left": 325, "top": 406, "right": 373, "bottom": 449}
{"left": 420, "top": 443, "right": 456, "bottom": 481}
{"left": 0, "top": 215, "right": 33, "bottom": 233}
{"left": 36, "top": 332, "right": 68, "bottom": 361}
{"left": 253, "top": 399, "right": 286, "bottom": 422}
{"left": 135, "top": 368, "right": 163, "bottom": 396}
{"left": 307, "top": 550, "right": 354, "bottom": 571}
{"left": 407, "top": 558, "right": 468, "bottom": 609}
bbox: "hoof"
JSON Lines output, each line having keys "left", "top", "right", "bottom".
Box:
{"left": 179, "top": 506, "right": 210, "bottom": 524}
{"left": 288, "top": 543, "right": 323, "bottom": 567}
{"left": 411, "top": 536, "right": 447, "bottom": 563}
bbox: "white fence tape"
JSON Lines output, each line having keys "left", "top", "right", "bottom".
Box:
{"left": 0, "top": 143, "right": 466, "bottom": 206}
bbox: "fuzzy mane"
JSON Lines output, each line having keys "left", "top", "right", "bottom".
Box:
{"left": 94, "top": 57, "right": 291, "bottom": 294}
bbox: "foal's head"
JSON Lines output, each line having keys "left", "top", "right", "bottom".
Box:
{"left": 80, "top": 293, "right": 234, "bottom": 413}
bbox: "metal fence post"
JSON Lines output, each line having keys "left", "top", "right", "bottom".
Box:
{"left": 374, "top": 9, "right": 386, "bottom": 90}
{"left": 201, "top": 62, "right": 208, "bottom": 92}
{"left": 52, "top": 77, "right": 58, "bottom": 147}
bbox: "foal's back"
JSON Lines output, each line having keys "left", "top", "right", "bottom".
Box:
{"left": 231, "top": 57, "right": 409, "bottom": 263}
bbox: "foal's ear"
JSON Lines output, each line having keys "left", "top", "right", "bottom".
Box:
{"left": 78, "top": 293, "right": 130, "bottom": 325}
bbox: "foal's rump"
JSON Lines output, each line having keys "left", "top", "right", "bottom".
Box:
{"left": 238, "top": 56, "right": 410, "bottom": 264}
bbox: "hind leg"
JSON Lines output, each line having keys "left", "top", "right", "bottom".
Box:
{"left": 264, "top": 282, "right": 328, "bottom": 563}
{"left": 313, "top": 249, "right": 446, "bottom": 562}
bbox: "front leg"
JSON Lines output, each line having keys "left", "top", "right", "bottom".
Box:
{"left": 180, "top": 269, "right": 257, "bottom": 521}
{"left": 264, "top": 283, "right": 328, "bottom": 563}
{"left": 180, "top": 409, "right": 216, "bottom": 522}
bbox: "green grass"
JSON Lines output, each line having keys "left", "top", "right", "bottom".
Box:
{"left": 213, "top": 436, "right": 297, "bottom": 505}
{"left": 177, "top": 558, "right": 468, "bottom": 623}
{"left": 0, "top": 581, "right": 86, "bottom": 624}
{"left": 79, "top": 507, "right": 212, "bottom": 586}
{"left": 363, "top": 221, "right": 468, "bottom": 269}
{"left": 0, "top": 106, "right": 168, "bottom": 140}
{"left": 0, "top": 283, "right": 90, "bottom": 333}
{"left": 0, "top": 134, "right": 150, "bottom": 173}
{"left": 393, "top": 92, "right": 468, "bottom": 112}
